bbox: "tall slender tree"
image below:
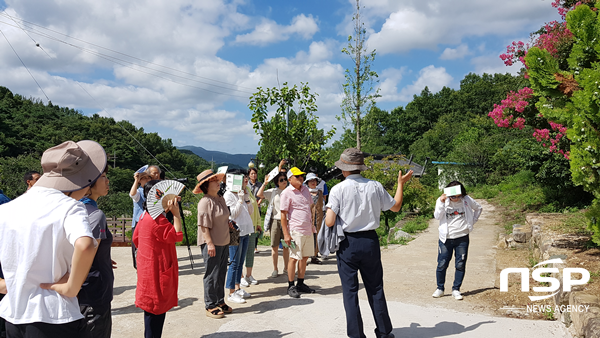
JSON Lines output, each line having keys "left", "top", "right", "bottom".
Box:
{"left": 340, "top": 0, "right": 380, "bottom": 151}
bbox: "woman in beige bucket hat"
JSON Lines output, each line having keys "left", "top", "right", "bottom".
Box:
{"left": 0, "top": 140, "right": 107, "bottom": 337}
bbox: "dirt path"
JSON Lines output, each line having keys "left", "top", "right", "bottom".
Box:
{"left": 110, "top": 200, "right": 570, "bottom": 337}
{"left": 381, "top": 199, "right": 499, "bottom": 314}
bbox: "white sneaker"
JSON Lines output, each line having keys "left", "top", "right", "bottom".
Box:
{"left": 228, "top": 292, "right": 246, "bottom": 304}
{"left": 236, "top": 288, "right": 251, "bottom": 298}
{"left": 240, "top": 277, "right": 250, "bottom": 287}
{"left": 452, "top": 290, "right": 463, "bottom": 300}
{"left": 432, "top": 289, "right": 444, "bottom": 298}
{"left": 248, "top": 275, "right": 259, "bottom": 285}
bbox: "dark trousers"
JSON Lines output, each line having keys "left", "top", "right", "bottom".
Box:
{"left": 143, "top": 311, "right": 166, "bottom": 338}
{"left": 83, "top": 306, "right": 111, "bottom": 338}
{"left": 202, "top": 244, "right": 229, "bottom": 309}
{"left": 6, "top": 319, "right": 86, "bottom": 338}
{"left": 337, "top": 230, "right": 393, "bottom": 338}
{"left": 436, "top": 234, "right": 469, "bottom": 291}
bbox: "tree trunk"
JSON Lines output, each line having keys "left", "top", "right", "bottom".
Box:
{"left": 355, "top": 0, "right": 362, "bottom": 151}
{"left": 356, "top": 111, "right": 361, "bottom": 151}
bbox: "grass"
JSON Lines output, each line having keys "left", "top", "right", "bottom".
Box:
{"left": 469, "top": 171, "right": 592, "bottom": 235}
{"left": 528, "top": 252, "right": 539, "bottom": 268}
{"left": 389, "top": 236, "right": 411, "bottom": 245}
{"left": 589, "top": 270, "right": 600, "bottom": 283}
{"left": 401, "top": 215, "right": 430, "bottom": 234}
{"left": 257, "top": 235, "right": 271, "bottom": 246}
{"left": 543, "top": 306, "right": 555, "bottom": 321}
{"left": 545, "top": 211, "right": 589, "bottom": 234}
{"left": 379, "top": 214, "right": 430, "bottom": 247}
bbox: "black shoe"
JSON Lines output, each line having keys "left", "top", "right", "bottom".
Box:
{"left": 310, "top": 257, "right": 322, "bottom": 265}
{"left": 288, "top": 285, "right": 301, "bottom": 298}
{"left": 296, "top": 283, "right": 316, "bottom": 293}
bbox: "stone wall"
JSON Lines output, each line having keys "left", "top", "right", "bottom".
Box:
{"left": 525, "top": 214, "right": 600, "bottom": 338}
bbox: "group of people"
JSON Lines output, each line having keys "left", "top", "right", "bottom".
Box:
{"left": 195, "top": 162, "right": 329, "bottom": 318}
{"left": 0, "top": 141, "right": 484, "bottom": 338}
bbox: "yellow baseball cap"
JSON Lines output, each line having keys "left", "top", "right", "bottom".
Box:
{"left": 286, "top": 167, "right": 306, "bottom": 179}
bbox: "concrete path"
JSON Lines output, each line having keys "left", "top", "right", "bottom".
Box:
{"left": 110, "top": 200, "right": 570, "bottom": 337}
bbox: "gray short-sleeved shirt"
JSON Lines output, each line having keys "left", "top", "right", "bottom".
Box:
{"left": 327, "top": 174, "right": 395, "bottom": 233}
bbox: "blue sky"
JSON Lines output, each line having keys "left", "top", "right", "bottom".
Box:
{"left": 0, "top": 0, "right": 559, "bottom": 154}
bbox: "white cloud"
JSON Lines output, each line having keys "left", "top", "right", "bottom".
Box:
{"left": 294, "top": 40, "right": 336, "bottom": 63}
{"left": 398, "top": 65, "right": 453, "bottom": 101}
{"left": 471, "top": 54, "right": 522, "bottom": 76}
{"left": 234, "top": 14, "right": 319, "bottom": 46}
{"left": 359, "top": 0, "right": 557, "bottom": 54}
{"left": 0, "top": 0, "right": 559, "bottom": 153}
{"left": 469, "top": 36, "right": 527, "bottom": 75}
{"left": 440, "top": 44, "right": 470, "bottom": 60}
{"left": 376, "top": 65, "right": 453, "bottom": 102}
{"left": 377, "top": 67, "right": 405, "bottom": 102}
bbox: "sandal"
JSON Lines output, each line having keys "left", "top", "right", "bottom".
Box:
{"left": 206, "top": 308, "right": 224, "bottom": 318}
{"left": 218, "top": 303, "right": 233, "bottom": 314}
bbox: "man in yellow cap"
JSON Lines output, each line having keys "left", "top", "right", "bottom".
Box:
{"left": 280, "top": 167, "right": 316, "bottom": 298}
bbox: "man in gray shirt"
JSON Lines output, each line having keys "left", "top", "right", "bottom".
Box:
{"left": 325, "top": 148, "right": 412, "bottom": 338}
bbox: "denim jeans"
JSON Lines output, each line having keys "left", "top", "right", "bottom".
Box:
{"left": 226, "top": 234, "right": 249, "bottom": 290}
{"left": 436, "top": 234, "right": 469, "bottom": 291}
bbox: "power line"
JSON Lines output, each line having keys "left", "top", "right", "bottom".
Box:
{"left": 72, "top": 82, "right": 201, "bottom": 202}
{"left": 2, "top": 12, "right": 52, "bottom": 59}
{"left": 0, "top": 23, "right": 184, "bottom": 180}
{"left": 0, "top": 28, "right": 49, "bottom": 101}
{"left": 0, "top": 11, "right": 257, "bottom": 93}
{"left": 0, "top": 18, "right": 252, "bottom": 98}
{"left": 0, "top": 17, "right": 215, "bottom": 196}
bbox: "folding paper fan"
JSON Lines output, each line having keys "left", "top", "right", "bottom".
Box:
{"left": 147, "top": 180, "right": 185, "bottom": 219}
{"left": 136, "top": 164, "right": 149, "bottom": 173}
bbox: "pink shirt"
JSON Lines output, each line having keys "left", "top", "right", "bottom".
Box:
{"left": 280, "top": 184, "right": 314, "bottom": 236}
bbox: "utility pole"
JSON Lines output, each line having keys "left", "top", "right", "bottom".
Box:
{"left": 108, "top": 151, "right": 117, "bottom": 168}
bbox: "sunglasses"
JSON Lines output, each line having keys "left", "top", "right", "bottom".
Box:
{"left": 294, "top": 175, "right": 304, "bottom": 179}
{"left": 449, "top": 195, "right": 460, "bottom": 199}
{"left": 278, "top": 179, "right": 287, "bottom": 183}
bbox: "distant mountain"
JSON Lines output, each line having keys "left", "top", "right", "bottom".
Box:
{"left": 178, "top": 146, "right": 256, "bottom": 169}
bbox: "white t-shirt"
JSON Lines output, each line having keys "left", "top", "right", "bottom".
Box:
{"left": 263, "top": 188, "right": 282, "bottom": 220}
{"left": 0, "top": 187, "right": 95, "bottom": 324}
{"left": 446, "top": 199, "right": 470, "bottom": 239}
{"left": 223, "top": 190, "right": 254, "bottom": 237}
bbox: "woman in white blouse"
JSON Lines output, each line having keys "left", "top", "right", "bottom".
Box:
{"left": 223, "top": 169, "right": 254, "bottom": 304}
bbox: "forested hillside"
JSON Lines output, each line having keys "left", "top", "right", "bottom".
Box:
{"left": 0, "top": 86, "right": 210, "bottom": 217}
{"left": 328, "top": 72, "right": 592, "bottom": 208}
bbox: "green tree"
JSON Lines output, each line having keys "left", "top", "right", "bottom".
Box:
{"left": 362, "top": 156, "right": 435, "bottom": 234}
{"left": 248, "top": 82, "right": 335, "bottom": 171}
{"left": 0, "top": 154, "right": 42, "bottom": 198}
{"left": 518, "top": 3, "right": 600, "bottom": 243}
{"left": 340, "top": 0, "right": 381, "bottom": 151}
